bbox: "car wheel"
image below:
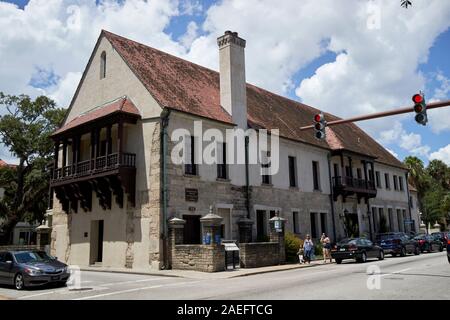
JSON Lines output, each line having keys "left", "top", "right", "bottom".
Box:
{"left": 392, "top": 253, "right": 397, "bottom": 257}
{"left": 335, "top": 259, "right": 342, "bottom": 264}
{"left": 378, "top": 250, "right": 384, "bottom": 260}
{"left": 359, "top": 252, "right": 367, "bottom": 263}
{"left": 439, "top": 245, "right": 443, "bottom": 252}
{"left": 414, "top": 246, "right": 420, "bottom": 255}
{"left": 14, "top": 273, "right": 25, "bottom": 290}
{"left": 448, "top": 256, "right": 450, "bottom": 264}
{"left": 400, "top": 247, "right": 406, "bottom": 257}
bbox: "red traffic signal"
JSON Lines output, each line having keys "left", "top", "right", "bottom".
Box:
{"left": 314, "top": 113, "right": 324, "bottom": 122}
{"left": 313, "top": 112, "right": 326, "bottom": 140}
{"left": 412, "top": 93, "right": 427, "bottom": 126}
{"left": 412, "top": 94, "right": 423, "bottom": 104}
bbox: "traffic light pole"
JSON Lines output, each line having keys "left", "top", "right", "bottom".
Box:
{"left": 299, "top": 99, "right": 450, "bottom": 130}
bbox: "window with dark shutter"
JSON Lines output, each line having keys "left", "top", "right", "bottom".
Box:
{"left": 312, "top": 161, "right": 320, "bottom": 190}
{"left": 288, "top": 156, "right": 297, "bottom": 187}
{"left": 217, "top": 142, "right": 227, "bottom": 179}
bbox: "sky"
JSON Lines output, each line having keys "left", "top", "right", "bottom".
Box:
{"left": 0, "top": 0, "right": 449, "bottom": 166}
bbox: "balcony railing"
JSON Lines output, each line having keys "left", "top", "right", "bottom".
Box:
{"left": 332, "top": 176, "right": 376, "bottom": 192}
{"left": 52, "top": 152, "right": 136, "bottom": 182}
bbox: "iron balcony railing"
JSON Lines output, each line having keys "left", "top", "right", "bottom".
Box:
{"left": 332, "top": 175, "right": 376, "bottom": 192}
{"left": 52, "top": 152, "right": 136, "bottom": 181}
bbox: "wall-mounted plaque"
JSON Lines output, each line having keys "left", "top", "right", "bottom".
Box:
{"left": 185, "top": 188, "right": 198, "bottom": 202}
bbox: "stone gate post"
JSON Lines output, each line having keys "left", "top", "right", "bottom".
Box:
{"left": 269, "top": 213, "right": 286, "bottom": 264}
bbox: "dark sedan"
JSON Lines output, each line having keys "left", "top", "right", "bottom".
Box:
{"left": 0, "top": 250, "right": 70, "bottom": 290}
{"left": 431, "top": 232, "right": 448, "bottom": 247}
{"left": 447, "top": 232, "right": 450, "bottom": 263}
{"left": 375, "top": 232, "right": 420, "bottom": 257}
{"left": 413, "top": 234, "right": 443, "bottom": 253}
{"left": 331, "top": 238, "right": 384, "bottom": 264}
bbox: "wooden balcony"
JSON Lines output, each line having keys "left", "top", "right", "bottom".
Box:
{"left": 51, "top": 152, "right": 136, "bottom": 213}
{"left": 332, "top": 175, "right": 377, "bottom": 202}
{"left": 51, "top": 152, "right": 136, "bottom": 184}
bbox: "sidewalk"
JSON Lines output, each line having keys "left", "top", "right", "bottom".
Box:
{"left": 80, "top": 260, "right": 331, "bottom": 280}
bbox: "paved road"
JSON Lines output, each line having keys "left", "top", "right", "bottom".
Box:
{"left": 0, "top": 251, "right": 448, "bottom": 300}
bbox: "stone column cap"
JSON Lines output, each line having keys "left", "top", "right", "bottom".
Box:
{"left": 269, "top": 216, "right": 286, "bottom": 222}
{"left": 200, "top": 213, "right": 223, "bottom": 227}
{"left": 168, "top": 217, "right": 186, "bottom": 228}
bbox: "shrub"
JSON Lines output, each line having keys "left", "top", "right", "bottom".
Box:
{"left": 285, "top": 232, "right": 304, "bottom": 262}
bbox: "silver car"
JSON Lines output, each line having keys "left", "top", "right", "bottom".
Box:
{"left": 0, "top": 250, "right": 70, "bottom": 290}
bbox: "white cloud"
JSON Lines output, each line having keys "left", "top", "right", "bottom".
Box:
{"left": 179, "top": 21, "right": 198, "bottom": 48}
{"left": 429, "top": 144, "right": 450, "bottom": 165}
{"left": 428, "top": 72, "right": 450, "bottom": 133}
{"left": 0, "top": 0, "right": 187, "bottom": 106}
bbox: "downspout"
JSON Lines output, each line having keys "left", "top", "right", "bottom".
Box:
{"left": 160, "top": 108, "right": 171, "bottom": 269}
{"left": 245, "top": 135, "right": 250, "bottom": 219}
{"left": 327, "top": 153, "right": 337, "bottom": 242}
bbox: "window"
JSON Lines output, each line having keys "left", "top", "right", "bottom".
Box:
{"left": 368, "top": 169, "right": 374, "bottom": 182}
{"left": 375, "top": 171, "right": 381, "bottom": 188}
{"left": 384, "top": 173, "right": 390, "bottom": 189}
{"left": 333, "top": 163, "right": 339, "bottom": 177}
{"left": 388, "top": 208, "right": 394, "bottom": 231}
{"left": 399, "top": 176, "right": 404, "bottom": 191}
{"left": 217, "top": 142, "right": 227, "bottom": 179}
{"left": 357, "top": 168, "right": 362, "bottom": 179}
{"left": 393, "top": 175, "right": 398, "bottom": 190}
{"left": 397, "top": 209, "right": 403, "bottom": 232}
{"left": 372, "top": 207, "right": 378, "bottom": 233}
{"left": 185, "top": 136, "right": 197, "bottom": 175}
{"left": 288, "top": 156, "right": 297, "bottom": 187}
{"left": 261, "top": 151, "right": 271, "bottom": 185}
{"left": 293, "top": 211, "right": 299, "bottom": 234}
{"left": 312, "top": 161, "right": 320, "bottom": 190}
{"left": 320, "top": 212, "right": 327, "bottom": 235}
{"left": 378, "top": 208, "right": 384, "bottom": 231}
{"left": 409, "top": 196, "right": 414, "bottom": 208}
{"left": 100, "top": 51, "right": 106, "bottom": 79}
{"left": 310, "top": 212, "right": 317, "bottom": 238}
{"left": 345, "top": 165, "right": 352, "bottom": 177}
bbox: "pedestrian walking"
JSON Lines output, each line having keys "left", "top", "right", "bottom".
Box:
{"left": 303, "top": 234, "right": 314, "bottom": 264}
{"left": 320, "top": 233, "right": 332, "bottom": 263}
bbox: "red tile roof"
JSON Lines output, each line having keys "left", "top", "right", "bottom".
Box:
{"left": 53, "top": 96, "right": 140, "bottom": 136}
{"left": 99, "top": 30, "right": 405, "bottom": 169}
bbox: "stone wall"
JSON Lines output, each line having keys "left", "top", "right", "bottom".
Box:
{"left": 239, "top": 242, "right": 280, "bottom": 268}
{"left": 172, "top": 244, "right": 225, "bottom": 272}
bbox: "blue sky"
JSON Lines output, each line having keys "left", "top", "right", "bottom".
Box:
{"left": 1, "top": 0, "right": 450, "bottom": 165}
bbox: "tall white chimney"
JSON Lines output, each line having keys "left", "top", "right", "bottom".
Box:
{"left": 217, "top": 31, "right": 247, "bottom": 129}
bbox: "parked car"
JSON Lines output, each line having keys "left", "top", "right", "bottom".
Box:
{"left": 0, "top": 250, "right": 70, "bottom": 290}
{"left": 447, "top": 232, "right": 450, "bottom": 263}
{"left": 331, "top": 238, "right": 384, "bottom": 264}
{"left": 413, "top": 234, "right": 444, "bottom": 253}
{"left": 431, "top": 232, "right": 448, "bottom": 247}
{"left": 375, "top": 232, "right": 420, "bottom": 257}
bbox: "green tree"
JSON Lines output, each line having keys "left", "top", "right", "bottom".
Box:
{"left": 0, "top": 92, "right": 66, "bottom": 244}
{"left": 427, "top": 159, "right": 450, "bottom": 189}
{"left": 404, "top": 156, "right": 430, "bottom": 212}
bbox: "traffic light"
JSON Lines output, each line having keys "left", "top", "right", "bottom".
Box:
{"left": 412, "top": 93, "right": 427, "bottom": 125}
{"left": 313, "top": 112, "right": 326, "bottom": 140}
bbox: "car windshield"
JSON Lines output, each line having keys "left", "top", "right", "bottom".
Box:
{"left": 337, "top": 239, "right": 358, "bottom": 245}
{"left": 13, "top": 251, "right": 48, "bottom": 263}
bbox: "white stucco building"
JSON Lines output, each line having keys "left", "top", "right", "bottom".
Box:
{"left": 49, "top": 30, "right": 416, "bottom": 271}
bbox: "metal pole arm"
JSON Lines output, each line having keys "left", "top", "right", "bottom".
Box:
{"left": 300, "top": 99, "right": 450, "bottom": 130}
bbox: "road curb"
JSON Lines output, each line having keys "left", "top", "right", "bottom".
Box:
{"left": 79, "top": 261, "right": 328, "bottom": 280}
{"left": 229, "top": 263, "right": 322, "bottom": 278}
